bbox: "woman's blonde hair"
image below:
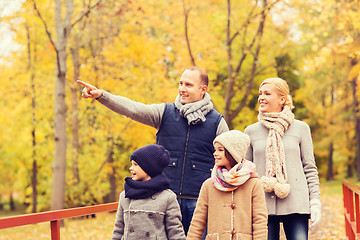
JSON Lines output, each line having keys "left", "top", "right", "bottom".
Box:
{"left": 260, "top": 77, "right": 295, "bottom": 110}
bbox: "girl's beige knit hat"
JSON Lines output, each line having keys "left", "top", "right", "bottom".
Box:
{"left": 213, "top": 130, "right": 250, "bottom": 162}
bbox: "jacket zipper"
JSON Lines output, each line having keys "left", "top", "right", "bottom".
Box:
{"left": 231, "top": 191, "right": 235, "bottom": 238}
{"left": 179, "top": 125, "right": 190, "bottom": 195}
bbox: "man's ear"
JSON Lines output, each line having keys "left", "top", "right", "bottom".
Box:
{"left": 201, "top": 85, "right": 208, "bottom": 96}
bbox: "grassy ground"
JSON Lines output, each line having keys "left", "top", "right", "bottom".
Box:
{"left": 319, "top": 178, "right": 349, "bottom": 195}
{"left": 0, "top": 203, "right": 28, "bottom": 218}
{"left": 0, "top": 178, "right": 357, "bottom": 239}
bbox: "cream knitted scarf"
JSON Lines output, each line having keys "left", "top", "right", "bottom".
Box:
{"left": 211, "top": 160, "right": 255, "bottom": 192}
{"left": 258, "top": 105, "right": 294, "bottom": 199}
{"left": 174, "top": 92, "right": 213, "bottom": 125}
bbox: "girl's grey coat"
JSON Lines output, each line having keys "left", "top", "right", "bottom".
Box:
{"left": 245, "top": 119, "right": 320, "bottom": 215}
{"left": 112, "top": 189, "right": 186, "bottom": 240}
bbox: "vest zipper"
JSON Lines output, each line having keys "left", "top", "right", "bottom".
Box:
{"left": 179, "top": 125, "right": 190, "bottom": 195}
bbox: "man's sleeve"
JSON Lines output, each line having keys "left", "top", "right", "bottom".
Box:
{"left": 97, "top": 90, "right": 165, "bottom": 130}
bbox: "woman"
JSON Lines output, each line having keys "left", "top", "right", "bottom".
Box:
{"left": 244, "top": 78, "right": 321, "bottom": 240}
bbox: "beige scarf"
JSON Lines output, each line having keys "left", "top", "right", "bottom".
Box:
{"left": 258, "top": 105, "right": 294, "bottom": 199}
{"left": 174, "top": 92, "right": 213, "bottom": 125}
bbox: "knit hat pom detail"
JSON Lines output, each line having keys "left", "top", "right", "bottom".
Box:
{"left": 261, "top": 176, "right": 277, "bottom": 192}
{"left": 274, "top": 182, "right": 290, "bottom": 199}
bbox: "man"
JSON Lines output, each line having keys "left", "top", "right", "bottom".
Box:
{"left": 78, "top": 66, "right": 229, "bottom": 234}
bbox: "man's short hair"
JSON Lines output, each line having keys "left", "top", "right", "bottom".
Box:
{"left": 185, "top": 66, "right": 209, "bottom": 86}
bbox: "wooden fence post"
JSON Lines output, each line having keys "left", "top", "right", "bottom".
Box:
{"left": 50, "top": 220, "right": 61, "bottom": 240}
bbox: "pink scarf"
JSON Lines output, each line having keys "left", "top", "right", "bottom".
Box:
{"left": 211, "top": 160, "right": 255, "bottom": 192}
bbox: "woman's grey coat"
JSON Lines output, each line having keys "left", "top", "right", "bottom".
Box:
{"left": 112, "top": 189, "right": 186, "bottom": 240}
{"left": 245, "top": 119, "right": 320, "bottom": 216}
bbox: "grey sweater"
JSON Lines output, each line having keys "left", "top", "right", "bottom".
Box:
{"left": 97, "top": 91, "right": 229, "bottom": 134}
{"left": 112, "top": 189, "right": 186, "bottom": 240}
{"left": 244, "top": 120, "right": 320, "bottom": 216}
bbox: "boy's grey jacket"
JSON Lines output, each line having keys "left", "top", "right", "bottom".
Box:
{"left": 112, "top": 189, "right": 186, "bottom": 240}
{"left": 245, "top": 119, "right": 320, "bottom": 216}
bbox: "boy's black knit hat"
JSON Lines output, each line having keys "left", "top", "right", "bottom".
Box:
{"left": 130, "top": 144, "right": 170, "bottom": 178}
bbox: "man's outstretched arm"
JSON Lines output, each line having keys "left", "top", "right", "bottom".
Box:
{"left": 77, "top": 80, "right": 164, "bottom": 130}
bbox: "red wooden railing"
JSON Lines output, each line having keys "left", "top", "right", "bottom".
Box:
{"left": 343, "top": 179, "right": 360, "bottom": 240}
{"left": 0, "top": 202, "right": 118, "bottom": 240}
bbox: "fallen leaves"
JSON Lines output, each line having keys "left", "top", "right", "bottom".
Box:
{"left": 308, "top": 194, "right": 347, "bottom": 240}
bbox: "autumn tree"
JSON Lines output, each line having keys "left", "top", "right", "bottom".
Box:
{"left": 4, "top": 0, "right": 360, "bottom": 211}
{"left": 30, "top": 0, "right": 103, "bottom": 210}
{"left": 292, "top": 0, "right": 360, "bottom": 179}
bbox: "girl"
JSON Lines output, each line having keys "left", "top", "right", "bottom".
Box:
{"left": 187, "top": 130, "right": 268, "bottom": 240}
{"left": 245, "top": 78, "right": 321, "bottom": 240}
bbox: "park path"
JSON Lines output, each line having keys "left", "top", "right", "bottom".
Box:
{"left": 279, "top": 194, "right": 346, "bottom": 240}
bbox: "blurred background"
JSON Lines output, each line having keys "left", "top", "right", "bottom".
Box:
{"left": 0, "top": 0, "right": 359, "bottom": 217}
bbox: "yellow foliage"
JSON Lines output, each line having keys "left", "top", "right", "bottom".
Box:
{"left": 348, "top": 63, "right": 360, "bottom": 81}
{"left": 2, "top": 0, "right": 360, "bottom": 208}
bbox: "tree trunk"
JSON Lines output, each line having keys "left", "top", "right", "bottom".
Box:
{"left": 30, "top": 41, "right": 38, "bottom": 214}
{"left": 10, "top": 192, "right": 15, "bottom": 211}
{"left": 347, "top": 156, "right": 354, "bottom": 178}
{"left": 32, "top": 0, "right": 103, "bottom": 214}
{"left": 182, "top": 0, "right": 196, "bottom": 66}
{"left": 31, "top": 158, "right": 37, "bottom": 213}
{"left": 350, "top": 58, "right": 360, "bottom": 181}
{"left": 104, "top": 137, "right": 117, "bottom": 203}
{"left": 51, "top": 0, "right": 73, "bottom": 212}
{"left": 70, "top": 42, "right": 81, "bottom": 185}
{"left": 51, "top": 59, "right": 67, "bottom": 211}
{"left": 224, "top": 0, "right": 234, "bottom": 125}
{"left": 327, "top": 142, "right": 334, "bottom": 181}
{"left": 0, "top": 196, "right": 3, "bottom": 210}
{"left": 26, "top": 24, "right": 38, "bottom": 213}
{"left": 326, "top": 85, "right": 335, "bottom": 181}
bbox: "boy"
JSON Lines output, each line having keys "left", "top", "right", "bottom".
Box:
{"left": 112, "top": 144, "right": 186, "bottom": 240}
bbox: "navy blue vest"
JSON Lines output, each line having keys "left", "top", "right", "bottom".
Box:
{"left": 156, "top": 103, "right": 223, "bottom": 197}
